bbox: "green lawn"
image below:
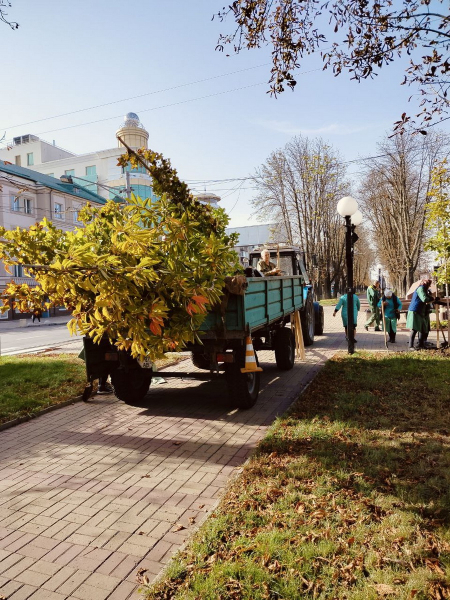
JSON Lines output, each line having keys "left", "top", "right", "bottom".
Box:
{"left": 430, "top": 320, "right": 449, "bottom": 330}
{"left": 143, "top": 350, "right": 450, "bottom": 600}
{"left": 0, "top": 354, "right": 86, "bottom": 424}
{"left": 319, "top": 298, "right": 337, "bottom": 306}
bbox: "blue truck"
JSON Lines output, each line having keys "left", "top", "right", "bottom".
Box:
{"left": 82, "top": 246, "right": 323, "bottom": 409}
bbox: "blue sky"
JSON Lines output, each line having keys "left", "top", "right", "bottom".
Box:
{"left": 1, "top": 0, "right": 447, "bottom": 226}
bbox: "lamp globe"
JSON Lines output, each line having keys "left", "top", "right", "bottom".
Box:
{"left": 351, "top": 210, "right": 363, "bottom": 226}
{"left": 337, "top": 196, "right": 358, "bottom": 217}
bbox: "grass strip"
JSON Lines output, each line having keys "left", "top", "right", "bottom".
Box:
{"left": 430, "top": 320, "right": 449, "bottom": 330}
{"left": 319, "top": 299, "right": 337, "bottom": 306}
{"left": 143, "top": 350, "right": 450, "bottom": 600}
{"left": 0, "top": 353, "right": 87, "bottom": 424}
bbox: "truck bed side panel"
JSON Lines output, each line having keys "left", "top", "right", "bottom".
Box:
{"left": 199, "top": 276, "right": 304, "bottom": 336}
{"left": 244, "top": 276, "right": 304, "bottom": 330}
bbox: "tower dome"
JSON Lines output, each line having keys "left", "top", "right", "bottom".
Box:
{"left": 124, "top": 112, "right": 140, "bottom": 127}
{"left": 116, "top": 112, "right": 149, "bottom": 149}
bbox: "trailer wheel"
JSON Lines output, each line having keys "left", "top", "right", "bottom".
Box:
{"left": 274, "top": 327, "right": 295, "bottom": 370}
{"left": 225, "top": 348, "right": 260, "bottom": 409}
{"left": 314, "top": 304, "right": 324, "bottom": 336}
{"left": 300, "top": 292, "right": 315, "bottom": 346}
{"left": 191, "top": 353, "right": 211, "bottom": 370}
{"left": 110, "top": 369, "right": 152, "bottom": 404}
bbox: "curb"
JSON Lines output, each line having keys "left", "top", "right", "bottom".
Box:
{"left": 0, "top": 322, "right": 70, "bottom": 332}
{"left": 25, "top": 321, "right": 70, "bottom": 328}
{"left": 0, "top": 393, "right": 85, "bottom": 433}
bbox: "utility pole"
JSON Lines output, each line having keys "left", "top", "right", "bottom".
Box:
{"left": 125, "top": 171, "right": 131, "bottom": 198}
{"left": 345, "top": 216, "right": 355, "bottom": 355}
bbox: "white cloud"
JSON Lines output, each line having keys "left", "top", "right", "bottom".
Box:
{"left": 258, "top": 119, "right": 372, "bottom": 136}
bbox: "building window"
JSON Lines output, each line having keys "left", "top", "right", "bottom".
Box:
{"left": 15, "top": 155, "right": 21, "bottom": 166}
{"left": 65, "top": 169, "right": 75, "bottom": 176}
{"left": 86, "top": 165, "right": 96, "bottom": 177}
{"left": 122, "top": 163, "right": 146, "bottom": 175}
{"left": 73, "top": 204, "right": 82, "bottom": 222}
{"left": 13, "top": 265, "right": 24, "bottom": 277}
{"left": 131, "top": 184, "right": 156, "bottom": 200}
{"left": 27, "top": 152, "right": 34, "bottom": 166}
{"left": 10, "top": 195, "right": 33, "bottom": 214}
{"left": 54, "top": 203, "right": 63, "bottom": 219}
{"left": 10, "top": 195, "right": 20, "bottom": 212}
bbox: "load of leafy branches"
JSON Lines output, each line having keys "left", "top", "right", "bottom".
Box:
{"left": 0, "top": 148, "right": 240, "bottom": 360}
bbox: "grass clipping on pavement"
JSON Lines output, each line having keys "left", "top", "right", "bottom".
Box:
{"left": 0, "top": 353, "right": 86, "bottom": 424}
{"left": 143, "top": 351, "right": 450, "bottom": 600}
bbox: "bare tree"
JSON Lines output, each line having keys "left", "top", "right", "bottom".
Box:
{"left": 353, "top": 227, "right": 376, "bottom": 291}
{"left": 252, "top": 135, "right": 365, "bottom": 298}
{"left": 359, "top": 131, "right": 449, "bottom": 295}
{"left": 215, "top": 1, "right": 450, "bottom": 133}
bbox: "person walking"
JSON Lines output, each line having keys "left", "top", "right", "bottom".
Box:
{"left": 333, "top": 292, "right": 361, "bottom": 342}
{"left": 378, "top": 289, "right": 402, "bottom": 343}
{"left": 406, "top": 279, "right": 435, "bottom": 350}
{"left": 31, "top": 308, "right": 42, "bottom": 323}
{"left": 364, "top": 280, "right": 381, "bottom": 331}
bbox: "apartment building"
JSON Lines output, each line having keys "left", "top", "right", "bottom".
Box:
{"left": 0, "top": 113, "right": 220, "bottom": 208}
{"left": 0, "top": 113, "right": 158, "bottom": 203}
{"left": 0, "top": 160, "right": 106, "bottom": 322}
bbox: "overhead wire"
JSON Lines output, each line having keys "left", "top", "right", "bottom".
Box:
{"left": 0, "top": 63, "right": 271, "bottom": 131}
{"left": 227, "top": 181, "right": 246, "bottom": 214}
{"left": 1, "top": 68, "right": 323, "bottom": 144}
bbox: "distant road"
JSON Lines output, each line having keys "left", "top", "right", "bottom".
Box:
{"left": 0, "top": 325, "right": 81, "bottom": 355}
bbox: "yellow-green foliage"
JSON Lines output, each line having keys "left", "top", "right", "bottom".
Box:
{"left": 0, "top": 149, "right": 240, "bottom": 360}
{"left": 426, "top": 160, "right": 450, "bottom": 284}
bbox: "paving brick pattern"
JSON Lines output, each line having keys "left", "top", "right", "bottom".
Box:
{"left": 0, "top": 306, "right": 437, "bottom": 599}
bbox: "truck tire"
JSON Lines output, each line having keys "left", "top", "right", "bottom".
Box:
{"left": 191, "top": 353, "right": 211, "bottom": 370}
{"left": 300, "top": 292, "right": 315, "bottom": 346}
{"left": 110, "top": 369, "right": 152, "bottom": 404}
{"left": 274, "top": 327, "right": 295, "bottom": 370}
{"left": 314, "top": 304, "right": 324, "bottom": 335}
{"left": 225, "top": 348, "right": 260, "bottom": 409}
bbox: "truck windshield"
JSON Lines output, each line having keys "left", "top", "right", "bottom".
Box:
{"left": 296, "top": 254, "right": 310, "bottom": 284}
{"left": 252, "top": 255, "right": 295, "bottom": 275}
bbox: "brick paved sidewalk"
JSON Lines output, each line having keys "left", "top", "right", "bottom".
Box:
{"left": 0, "top": 311, "right": 438, "bottom": 599}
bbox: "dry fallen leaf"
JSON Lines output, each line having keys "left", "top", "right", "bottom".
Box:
{"left": 310, "top": 509, "right": 327, "bottom": 519}
{"left": 198, "top": 504, "right": 205, "bottom": 509}
{"left": 173, "top": 441, "right": 181, "bottom": 445}
{"left": 373, "top": 584, "right": 396, "bottom": 596}
{"left": 136, "top": 568, "right": 149, "bottom": 586}
{"left": 189, "top": 517, "right": 196, "bottom": 524}
{"left": 424, "top": 558, "right": 445, "bottom": 574}
{"left": 138, "top": 531, "right": 145, "bottom": 535}
{"left": 172, "top": 523, "right": 186, "bottom": 532}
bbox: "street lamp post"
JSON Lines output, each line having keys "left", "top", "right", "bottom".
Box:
{"left": 337, "top": 197, "right": 362, "bottom": 355}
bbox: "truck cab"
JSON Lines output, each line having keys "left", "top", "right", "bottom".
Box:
{"left": 248, "top": 245, "right": 324, "bottom": 344}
